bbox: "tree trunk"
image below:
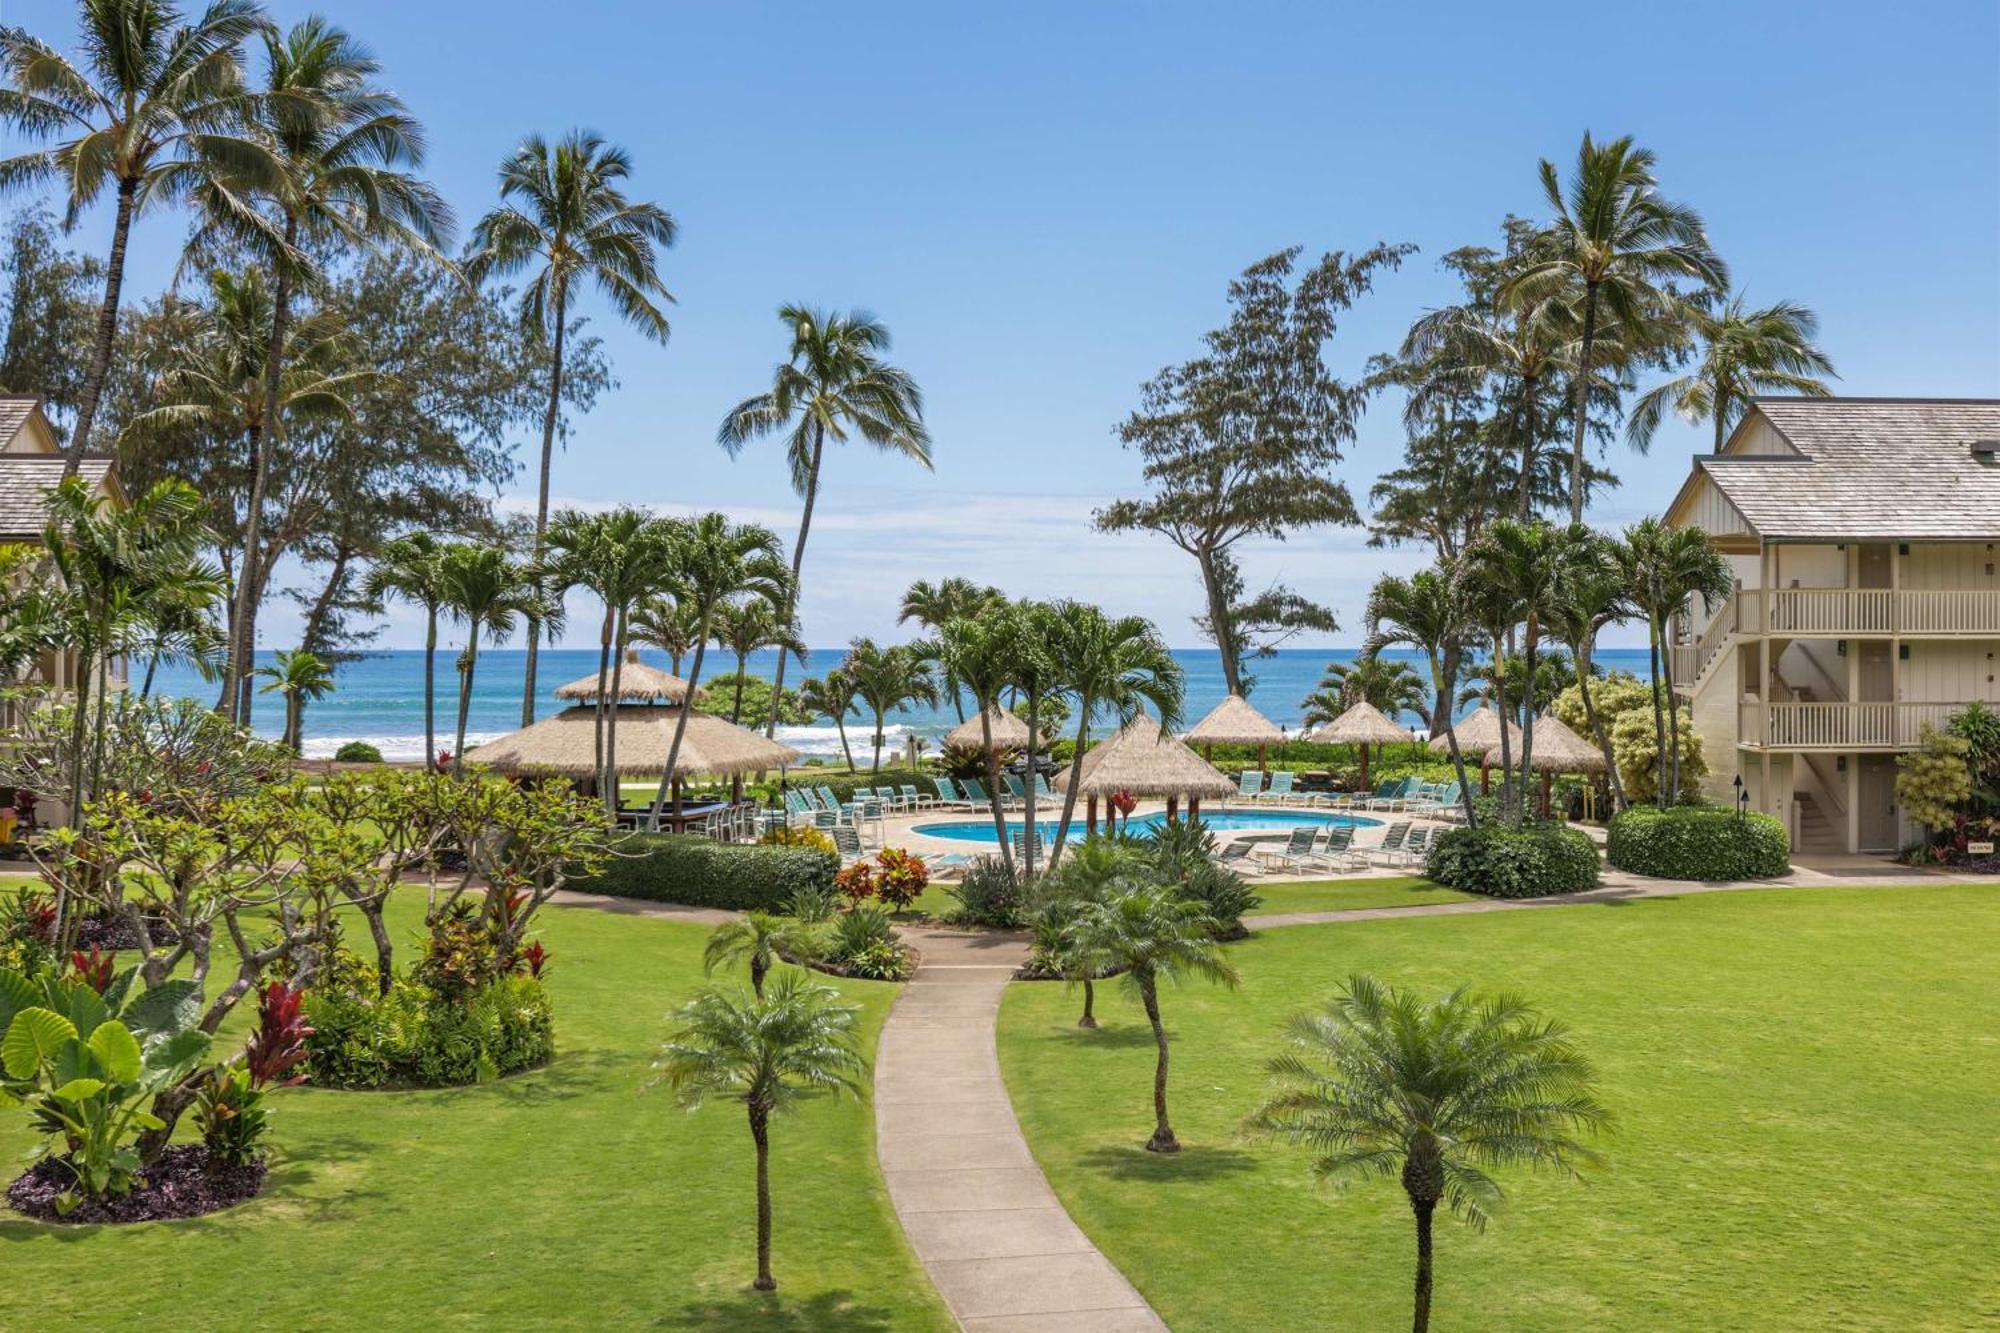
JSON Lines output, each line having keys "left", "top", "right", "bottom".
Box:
{"left": 1662, "top": 629, "right": 1683, "bottom": 804}
{"left": 1078, "top": 976, "right": 1096, "bottom": 1028}
{"left": 750, "top": 1105, "right": 776, "bottom": 1290}
{"left": 423, "top": 606, "right": 438, "bottom": 772}
{"left": 1023, "top": 686, "right": 1040, "bottom": 881}
{"left": 1046, "top": 692, "right": 1096, "bottom": 875}
{"left": 1515, "top": 375, "right": 1538, "bottom": 523}
{"left": 604, "top": 610, "right": 629, "bottom": 814}
{"left": 834, "top": 715, "right": 854, "bottom": 772}
{"left": 1491, "top": 638, "right": 1514, "bottom": 822}
{"left": 767, "top": 423, "right": 823, "bottom": 740}
{"left": 978, "top": 701, "right": 1014, "bottom": 876}
{"left": 1574, "top": 641, "right": 1626, "bottom": 811}
{"left": 1567, "top": 284, "right": 1600, "bottom": 524}
{"left": 730, "top": 652, "right": 748, "bottom": 724}
{"left": 363, "top": 900, "right": 394, "bottom": 997}
{"left": 1516, "top": 628, "right": 1538, "bottom": 827}
{"left": 870, "top": 709, "right": 885, "bottom": 773}
{"left": 1431, "top": 650, "right": 1477, "bottom": 831}
{"left": 63, "top": 177, "right": 137, "bottom": 477}
{"left": 1196, "top": 546, "right": 1241, "bottom": 696}
{"left": 1410, "top": 1197, "right": 1436, "bottom": 1333}
{"left": 649, "top": 631, "right": 709, "bottom": 829}
{"left": 1647, "top": 618, "right": 1668, "bottom": 808}
{"left": 1141, "top": 976, "right": 1177, "bottom": 1153}
{"left": 521, "top": 289, "right": 568, "bottom": 727}
{"left": 453, "top": 623, "right": 480, "bottom": 778}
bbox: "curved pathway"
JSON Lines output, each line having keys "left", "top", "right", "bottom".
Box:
{"left": 874, "top": 926, "right": 1167, "bottom": 1333}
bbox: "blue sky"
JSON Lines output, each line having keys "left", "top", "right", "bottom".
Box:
{"left": 8, "top": 0, "right": 1998, "bottom": 652}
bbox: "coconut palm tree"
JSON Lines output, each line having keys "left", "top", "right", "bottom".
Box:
{"left": 132, "top": 557, "right": 228, "bottom": 698}
{"left": 841, "top": 637, "right": 938, "bottom": 775}
{"left": 465, "top": 130, "right": 675, "bottom": 726}
{"left": 655, "top": 972, "right": 866, "bottom": 1292}
{"left": 363, "top": 532, "right": 448, "bottom": 771}
{"left": 701, "top": 911, "right": 822, "bottom": 999}
{"left": 1066, "top": 888, "right": 1237, "bottom": 1153}
{"left": 1303, "top": 654, "right": 1429, "bottom": 728}
{"left": 644, "top": 515, "right": 788, "bottom": 828}
{"left": 795, "top": 671, "right": 859, "bottom": 773}
{"left": 1627, "top": 294, "right": 1836, "bottom": 452}
{"left": 629, "top": 593, "right": 697, "bottom": 675}
{"left": 1620, "top": 519, "right": 1730, "bottom": 805}
{"left": 719, "top": 307, "right": 930, "bottom": 741}
{"left": 900, "top": 577, "right": 1001, "bottom": 721}
{"left": 1043, "top": 601, "right": 1184, "bottom": 870}
{"left": 1544, "top": 532, "right": 1633, "bottom": 810}
{"left": 191, "top": 17, "right": 451, "bottom": 724}
{"left": 1247, "top": 975, "right": 1609, "bottom": 1333}
{"left": 936, "top": 614, "right": 1024, "bottom": 872}
{"left": 254, "top": 646, "right": 333, "bottom": 752}
{"left": 0, "top": 0, "right": 275, "bottom": 470}
{"left": 438, "top": 544, "right": 541, "bottom": 777}
{"left": 711, "top": 596, "right": 806, "bottom": 726}
{"left": 1365, "top": 567, "right": 1478, "bottom": 827}
{"left": 1502, "top": 133, "right": 1729, "bottom": 521}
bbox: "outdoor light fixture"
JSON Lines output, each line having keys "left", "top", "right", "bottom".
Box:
{"left": 1733, "top": 773, "right": 1747, "bottom": 822}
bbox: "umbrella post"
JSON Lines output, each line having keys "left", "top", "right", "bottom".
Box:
{"left": 1087, "top": 793, "right": 1098, "bottom": 835}
{"left": 1540, "top": 769, "right": 1552, "bottom": 819}
{"left": 1166, "top": 795, "right": 1180, "bottom": 824}
{"left": 1188, "top": 796, "right": 1201, "bottom": 822}
{"left": 1359, "top": 742, "right": 1370, "bottom": 790}
{"left": 1258, "top": 743, "right": 1267, "bottom": 775}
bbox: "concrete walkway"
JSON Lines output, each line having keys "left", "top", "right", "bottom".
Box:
{"left": 875, "top": 926, "right": 1167, "bottom": 1333}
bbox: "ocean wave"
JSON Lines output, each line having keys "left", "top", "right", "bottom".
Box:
{"left": 302, "top": 732, "right": 508, "bottom": 763}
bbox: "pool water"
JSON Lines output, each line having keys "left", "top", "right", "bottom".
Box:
{"left": 911, "top": 808, "right": 1382, "bottom": 844}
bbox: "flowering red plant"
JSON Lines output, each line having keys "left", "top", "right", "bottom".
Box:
{"left": 1109, "top": 790, "right": 1138, "bottom": 818}
{"left": 520, "top": 940, "right": 551, "bottom": 978}
{"left": 69, "top": 946, "right": 116, "bottom": 994}
{"left": 436, "top": 749, "right": 453, "bottom": 769}
{"left": 244, "top": 982, "right": 314, "bottom": 1088}
{"left": 872, "top": 848, "right": 930, "bottom": 910}
{"left": 12, "top": 891, "right": 56, "bottom": 942}
{"left": 835, "top": 860, "right": 876, "bottom": 903}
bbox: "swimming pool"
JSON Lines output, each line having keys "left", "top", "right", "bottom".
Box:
{"left": 911, "top": 808, "right": 1382, "bottom": 844}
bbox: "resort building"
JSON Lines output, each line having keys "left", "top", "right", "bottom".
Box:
{"left": 1665, "top": 397, "right": 2000, "bottom": 854}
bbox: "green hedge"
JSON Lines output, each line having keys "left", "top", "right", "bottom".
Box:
{"left": 572, "top": 832, "right": 838, "bottom": 911}
{"left": 304, "top": 975, "right": 553, "bottom": 1088}
{"left": 332, "top": 741, "right": 384, "bottom": 763}
{"left": 1605, "top": 805, "right": 1790, "bottom": 880}
{"left": 1425, "top": 822, "right": 1601, "bottom": 899}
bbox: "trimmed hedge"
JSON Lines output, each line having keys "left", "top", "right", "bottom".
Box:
{"left": 1606, "top": 805, "right": 1790, "bottom": 880}
{"left": 572, "top": 832, "right": 838, "bottom": 911}
{"left": 304, "top": 975, "right": 553, "bottom": 1088}
{"left": 1425, "top": 822, "right": 1601, "bottom": 899}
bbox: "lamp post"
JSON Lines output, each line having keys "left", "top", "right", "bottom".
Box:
{"left": 1733, "top": 773, "right": 1747, "bottom": 823}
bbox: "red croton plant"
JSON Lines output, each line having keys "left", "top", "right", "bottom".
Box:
{"left": 69, "top": 946, "right": 116, "bottom": 994}
{"left": 245, "top": 983, "right": 314, "bottom": 1090}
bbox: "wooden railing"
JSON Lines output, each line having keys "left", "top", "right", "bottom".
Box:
{"left": 1743, "top": 701, "right": 1967, "bottom": 748}
{"left": 1751, "top": 588, "right": 2000, "bottom": 636}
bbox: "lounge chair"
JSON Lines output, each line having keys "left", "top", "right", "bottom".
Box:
{"left": 1366, "top": 821, "right": 1413, "bottom": 866}
{"left": 930, "top": 776, "right": 971, "bottom": 810}
{"left": 874, "top": 786, "right": 908, "bottom": 813}
{"left": 900, "top": 784, "right": 935, "bottom": 811}
{"left": 1000, "top": 775, "right": 1028, "bottom": 808}
{"left": 1306, "top": 826, "right": 1364, "bottom": 873}
{"left": 1264, "top": 770, "right": 1299, "bottom": 804}
{"left": 961, "top": 777, "right": 992, "bottom": 806}
{"left": 1364, "top": 779, "right": 1411, "bottom": 811}
{"left": 831, "top": 825, "right": 865, "bottom": 861}
{"left": 1033, "top": 773, "right": 1059, "bottom": 802}
{"left": 1236, "top": 770, "right": 1263, "bottom": 800}
{"left": 1210, "top": 839, "right": 1257, "bottom": 868}
{"left": 1403, "top": 825, "right": 1435, "bottom": 865}
{"left": 1010, "top": 830, "right": 1049, "bottom": 863}
{"left": 1266, "top": 826, "right": 1323, "bottom": 870}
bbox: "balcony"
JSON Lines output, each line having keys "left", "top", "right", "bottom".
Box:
{"left": 1745, "top": 588, "right": 2000, "bottom": 637}
{"left": 1737, "top": 700, "right": 1966, "bottom": 750}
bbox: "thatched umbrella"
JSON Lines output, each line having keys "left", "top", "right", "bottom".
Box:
{"left": 1184, "top": 693, "right": 1285, "bottom": 772}
{"left": 1059, "top": 711, "right": 1235, "bottom": 831}
{"left": 553, "top": 649, "right": 705, "bottom": 705}
{"left": 1518, "top": 714, "right": 1605, "bottom": 818}
{"left": 1308, "top": 700, "right": 1411, "bottom": 790}
{"left": 1428, "top": 706, "right": 1524, "bottom": 794}
{"left": 944, "top": 704, "right": 1036, "bottom": 752}
{"left": 466, "top": 704, "right": 799, "bottom": 814}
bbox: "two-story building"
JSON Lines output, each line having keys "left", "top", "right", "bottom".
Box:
{"left": 1664, "top": 397, "right": 2000, "bottom": 855}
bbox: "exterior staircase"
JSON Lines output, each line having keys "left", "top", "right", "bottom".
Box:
{"left": 1793, "top": 791, "right": 1841, "bottom": 853}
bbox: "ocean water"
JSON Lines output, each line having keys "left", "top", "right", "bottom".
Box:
{"left": 150, "top": 646, "right": 1656, "bottom": 764}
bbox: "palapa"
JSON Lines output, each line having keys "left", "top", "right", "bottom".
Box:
{"left": 465, "top": 705, "right": 798, "bottom": 780}
{"left": 1519, "top": 714, "right": 1606, "bottom": 773}
{"left": 944, "top": 704, "right": 1038, "bottom": 751}
{"left": 1309, "top": 699, "right": 1418, "bottom": 788}
{"left": 551, "top": 649, "right": 705, "bottom": 705}
{"left": 1059, "top": 712, "right": 1235, "bottom": 801}
{"left": 1428, "top": 705, "right": 1523, "bottom": 757}
{"left": 1184, "top": 694, "right": 1285, "bottom": 747}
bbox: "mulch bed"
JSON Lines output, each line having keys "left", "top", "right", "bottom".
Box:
{"left": 71, "top": 914, "right": 191, "bottom": 951}
{"left": 7, "top": 1146, "right": 265, "bottom": 1224}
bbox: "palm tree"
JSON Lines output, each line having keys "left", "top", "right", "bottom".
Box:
{"left": 711, "top": 596, "right": 806, "bottom": 726}
{"left": 0, "top": 0, "right": 274, "bottom": 470}
{"left": 644, "top": 516, "right": 788, "bottom": 828}
{"left": 1247, "top": 975, "right": 1609, "bottom": 1333}
{"left": 794, "top": 670, "right": 859, "bottom": 773}
{"left": 900, "top": 577, "right": 1001, "bottom": 721}
{"left": 842, "top": 637, "right": 938, "bottom": 774}
{"left": 132, "top": 557, "right": 228, "bottom": 698}
{"left": 1303, "top": 654, "right": 1429, "bottom": 728}
{"left": 1366, "top": 567, "right": 1478, "bottom": 828}
{"left": 196, "top": 17, "right": 451, "bottom": 724}
{"left": 1043, "top": 602, "right": 1183, "bottom": 870}
{"left": 702, "top": 912, "right": 822, "bottom": 999}
{"left": 1502, "top": 133, "right": 1729, "bottom": 521}
{"left": 937, "top": 614, "right": 1023, "bottom": 872}
{"left": 466, "top": 130, "right": 675, "bottom": 726}
{"left": 254, "top": 646, "right": 333, "bottom": 752}
{"left": 630, "top": 593, "right": 698, "bottom": 675}
{"left": 1036, "top": 838, "right": 1144, "bottom": 1027}
{"left": 656, "top": 972, "right": 867, "bottom": 1292}
{"left": 1627, "top": 294, "right": 1836, "bottom": 452}
{"left": 719, "top": 307, "right": 931, "bottom": 741}
{"left": 1621, "top": 520, "right": 1730, "bottom": 805}
{"left": 363, "top": 532, "right": 448, "bottom": 771}
{"left": 1066, "top": 888, "right": 1237, "bottom": 1153}
{"left": 1544, "top": 532, "right": 1633, "bottom": 810}
{"left": 438, "top": 544, "right": 541, "bottom": 777}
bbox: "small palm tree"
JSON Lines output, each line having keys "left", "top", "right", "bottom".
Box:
{"left": 1619, "top": 519, "right": 1729, "bottom": 805}
{"left": 936, "top": 612, "right": 1025, "bottom": 871}
{"left": 841, "top": 637, "right": 939, "bottom": 774}
{"left": 1502, "top": 133, "right": 1729, "bottom": 521}
{"left": 1035, "top": 838, "right": 1144, "bottom": 1027}
{"left": 1066, "top": 888, "right": 1238, "bottom": 1153}
{"left": 364, "top": 533, "right": 449, "bottom": 771}
{"left": 655, "top": 973, "right": 867, "bottom": 1292}
{"left": 899, "top": 577, "right": 1002, "bottom": 721}
{"left": 1366, "top": 568, "right": 1478, "bottom": 827}
{"left": 629, "top": 594, "right": 698, "bottom": 676}
{"left": 711, "top": 596, "right": 806, "bottom": 726}
{"left": 795, "top": 670, "right": 860, "bottom": 773}
{"left": 1247, "top": 975, "right": 1610, "bottom": 1333}
{"left": 702, "top": 911, "right": 821, "bottom": 999}
{"left": 1543, "top": 532, "right": 1633, "bottom": 810}
{"left": 1627, "top": 294, "right": 1836, "bottom": 452}
{"left": 0, "top": 0, "right": 275, "bottom": 469}
{"left": 719, "top": 307, "right": 931, "bottom": 740}
{"left": 1303, "top": 654, "right": 1429, "bottom": 728}
{"left": 255, "top": 647, "right": 335, "bottom": 752}
{"left": 438, "top": 544, "right": 543, "bottom": 776}
{"left": 465, "top": 129, "right": 676, "bottom": 725}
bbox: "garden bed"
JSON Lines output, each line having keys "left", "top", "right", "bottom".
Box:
{"left": 7, "top": 1146, "right": 265, "bottom": 1224}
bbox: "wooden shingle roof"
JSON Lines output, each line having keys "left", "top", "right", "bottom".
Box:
{"left": 0, "top": 456, "right": 112, "bottom": 538}
{"left": 1694, "top": 398, "right": 2000, "bottom": 541}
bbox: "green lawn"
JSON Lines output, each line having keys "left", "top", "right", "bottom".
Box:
{"left": 1246, "top": 874, "right": 1472, "bottom": 915}
{"left": 998, "top": 884, "right": 2000, "bottom": 1331}
{"left": 3, "top": 891, "right": 952, "bottom": 1331}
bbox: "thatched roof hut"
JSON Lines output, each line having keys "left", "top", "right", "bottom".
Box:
{"left": 465, "top": 704, "right": 798, "bottom": 781}
{"left": 1309, "top": 700, "right": 1417, "bottom": 788}
{"left": 944, "top": 704, "right": 1037, "bottom": 751}
{"left": 1060, "top": 712, "right": 1235, "bottom": 803}
{"left": 552, "top": 649, "right": 704, "bottom": 706}
{"left": 1429, "top": 705, "right": 1523, "bottom": 757}
{"left": 1520, "top": 715, "right": 1606, "bottom": 773}
{"left": 1184, "top": 694, "right": 1285, "bottom": 748}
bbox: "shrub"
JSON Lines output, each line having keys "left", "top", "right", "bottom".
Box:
{"left": 572, "top": 833, "right": 838, "bottom": 911}
{"left": 836, "top": 859, "right": 876, "bottom": 903}
{"left": 1425, "top": 822, "right": 1600, "bottom": 899}
{"left": 331, "top": 741, "right": 384, "bottom": 763}
{"left": 1605, "top": 805, "right": 1790, "bottom": 880}
{"left": 1897, "top": 724, "right": 1973, "bottom": 833}
{"left": 873, "top": 848, "right": 930, "bottom": 910}
{"left": 760, "top": 824, "right": 838, "bottom": 854}
{"left": 944, "top": 856, "right": 1023, "bottom": 927}
{"left": 823, "top": 903, "right": 911, "bottom": 980}
{"left": 1140, "top": 819, "right": 1261, "bottom": 937}
{"left": 302, "top": 974, "right": 554, "bottom": 1089}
